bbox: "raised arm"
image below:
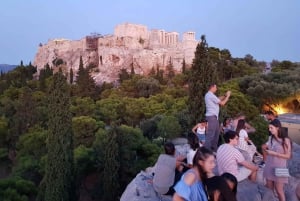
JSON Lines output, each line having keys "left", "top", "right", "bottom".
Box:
{"left": 219, "top": 91, "right": 231, "bottom": 106}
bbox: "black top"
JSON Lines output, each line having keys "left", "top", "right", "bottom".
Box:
{"left": 205, "top": 176, "right": 237, "bottom": 201}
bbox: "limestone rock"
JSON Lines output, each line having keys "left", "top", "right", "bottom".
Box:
{"left": 33, "top": 23, "right": 199, "bottom": 84}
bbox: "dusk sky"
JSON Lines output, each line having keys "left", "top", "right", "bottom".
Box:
{"left": 1, "top": 0, "right": 299, "bottom": 65}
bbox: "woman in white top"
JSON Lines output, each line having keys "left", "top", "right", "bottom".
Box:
{"left": 192, "top": 119, "right": 207, "bottom": 146}
{"left": 235, "top": 119, "right": 257, "bottom": 161}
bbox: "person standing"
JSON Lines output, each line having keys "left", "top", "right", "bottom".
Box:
{"left": 192, "top": 119, "right": 208, "bottom": 146}
{"left": 265, "top": 110, "right": 281, "bottom": 126}
{"left": 261, "top": 111, "right": 282, "bottom": 164}
{"left": 263, "top": 121, "right": 292, "bottom": 201}
{"left": 204, "top": 84, "right": 231, "bottom": 152}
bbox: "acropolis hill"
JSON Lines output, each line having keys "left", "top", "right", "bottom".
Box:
{"left": 33, "top": 23, "right": 199, "bottom": 83}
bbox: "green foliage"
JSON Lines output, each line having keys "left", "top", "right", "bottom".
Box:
{"left": 74, "top": 145, "right": 95, "bottom": 181}
{"left": 12, "top": 156, "right": 43, "bottom": 184}
{"left": 102, "top": 127, "right": 120, "bottom": 201}
{"left": 38, "top": 64, "right": 53, "bottom": 91}
{"left": 16, "top": 126, "right": 47, "bottom": 160}
{"left": 116, "top": 125, "right": 160, "bottom": 190}
{"left": 70, "top": 97, "right": 96, "bottom": 117}
{"left": 69, "top": 68, "right": 74, "bottom": 84}
{"left": 1, "top": 39, "right": 299, "bottom": 200}
{"left": 157, "top": 115, "right": 182, "bottom": 141}
{"left": 45, "top": 72, "right": 74, "bottom": 201}
{"left": 248, "top": 115, "right": 269, "bottom": 152}
{"left": 13, "top": 126, "right": 47, "bottom": 183}
{"left": 239, "top": 70, "right": 300, "bottom": 111}
{"left": 140, "top": 115, "right": 162, "bottom": 140}
{"left": 271, "top": 60, "right": 297, "bottom": 72}
{"left": 74, "top": 56, "right": 98, "bottom": 99}
{"left": 188, "top": 35, "right": 218, "bottom": 126}
{"left": 91, "top": 125, "right": 160, "bottom": 199}
{"left": 96, "top": 95, "right": 125, "bottom": 124}
{"left": 136, "top": 77, "right": 161, "bottom": 98}
{"left": 0, "top": 116, "right": 8, "bottom": 147}
{"left": 218, "top": 79, "right": 259, "bottom": 120}
{"left": 165, "top": 58, "right": 175, "bottom": 82}
{"left": 72, "top": 116, "right": 98, "bottom": 147}
{"left": 118, "top": 68, "right": 131, "bottom": 83}
{"left": 0, "top": 177, "right": 37, "bottom": 200}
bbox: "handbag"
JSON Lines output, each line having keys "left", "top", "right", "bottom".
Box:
{"left": 274, "top": 168, "right": 290, "bottom": 177}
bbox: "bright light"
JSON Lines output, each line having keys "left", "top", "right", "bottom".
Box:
{"left": 272, "top": 104, "right": 287, "bottom": 115}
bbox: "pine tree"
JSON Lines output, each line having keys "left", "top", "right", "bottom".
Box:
{"left": 69, "top": 68, "right": 74, "bottom": 84}
{"left": 182, "top": 58, "right": 186, "bottom": 74}
{"left": 103, "top": 127, "right": 120, "bottom": 201}
{"left": 130, "top": 62, "right": 135, "bottom": 76}
{"left": 166, "top": 57, "right": 175, "bottom": 81}
{"left": 188, "top": 35, "right": 218, "bottom": 125}
{"left": 75, "top": 56, "right": 97, "bottom": 99}
{"left": 45, "top": 71, "right": 74, "bottom": 201}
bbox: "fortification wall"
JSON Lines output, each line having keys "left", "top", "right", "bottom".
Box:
{"left": 114, "top": 23, "right": 149, "bottom": 39}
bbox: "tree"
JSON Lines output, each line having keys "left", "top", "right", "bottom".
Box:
{"left": 39, "top": 63, "right": 53, "bottom": 91}
{"left": 102, "top": 126, "right": 120, "bottom": 201}
{"left": 9, "top": 87, "right": 37, "bottom": 152}
{"left": 140, "top": 115, "right": 162, "bottom": 140}
{"left": 70, "top": 68, "right": 74, "bottom": 84}
{"left": 45, "top": 71, "right": 75, "bottom": 201}
{"left": 130, "top": 63, "right": 135, "bottom": 76}
{"left": 75, "top": 56, "right": 98, "bottom": 99}
{"left": 157, "top": 115, "right": 182, "bottom": 142}
{"left": 165, "top": 57, "right": 175, "bottom": 82}
{"left": 188, "top": 35, "right": 217, "bottom": 125}
{"left": 136, "top": 77, "right": 161, "bottom": 98}
{"left": 118, "top": 68, "right": 131, "bottom": 83}
{"left": 72, "top": 116, "right": 98, "bottom": 147}
{"left": 182, "top": 59, "right": 186, "bottom": 74}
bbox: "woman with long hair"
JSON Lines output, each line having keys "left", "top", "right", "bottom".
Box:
{"left": 263, "top": 121, "right": 292, "bottom": 201}
{"left": 186, "top": 132, "right": 200, "bottom": 168}
{"left": 235, "top": 119, "right": 257, "bottom": 161}
{"left": 204, "top": 172, "right": 238, "bottom": 201}
{"left": 173, "top": 147, "right": 215, "bottom": 201}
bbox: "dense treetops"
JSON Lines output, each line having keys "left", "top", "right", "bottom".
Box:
{"left": 0, "top": 45, "right": 299, "bottom": 200}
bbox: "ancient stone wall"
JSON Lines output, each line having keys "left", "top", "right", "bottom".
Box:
{"left": 114, "top": 23, "right": 149, "bottom": 40}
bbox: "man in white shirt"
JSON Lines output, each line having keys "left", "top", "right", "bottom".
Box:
{"left": 204, "top": 83, "right": 231, "bottom": 151}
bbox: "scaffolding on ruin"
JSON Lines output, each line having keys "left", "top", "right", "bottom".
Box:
{"left": 85, "top": 32, "right": 102, "bottom": 51}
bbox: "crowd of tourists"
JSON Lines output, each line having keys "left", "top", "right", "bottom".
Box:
{"left": 152, "top": 84, "right": 292, "bottom": 201}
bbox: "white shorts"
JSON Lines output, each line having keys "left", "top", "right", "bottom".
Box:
{"left": 236, "top": 166, "right": 252, "bottom": 182}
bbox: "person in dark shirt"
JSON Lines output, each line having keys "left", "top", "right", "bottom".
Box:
{"left": 205, "top": 172, "right": 238, "bottom": 201}
{"left": 265, "top": 111, "right": 281, "bottom": 129}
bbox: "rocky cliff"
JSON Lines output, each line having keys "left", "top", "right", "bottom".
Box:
{"left": 33, "top": 23, "right": 199, "bottom": 83}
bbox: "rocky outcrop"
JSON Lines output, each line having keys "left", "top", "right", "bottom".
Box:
{"left": 33, "top": 23, "right": 199, "bottom": 84}
{"left": 120, "top": 142, "right": 300, "bottom": 201}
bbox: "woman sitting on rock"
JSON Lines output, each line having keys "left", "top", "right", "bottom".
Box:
{"left": 173, "top": 147, "right": 215, "bottom": 201}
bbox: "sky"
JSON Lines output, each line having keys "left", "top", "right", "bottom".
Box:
{"left": 0, "top": 0, "right": 299, "bottom": 65}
